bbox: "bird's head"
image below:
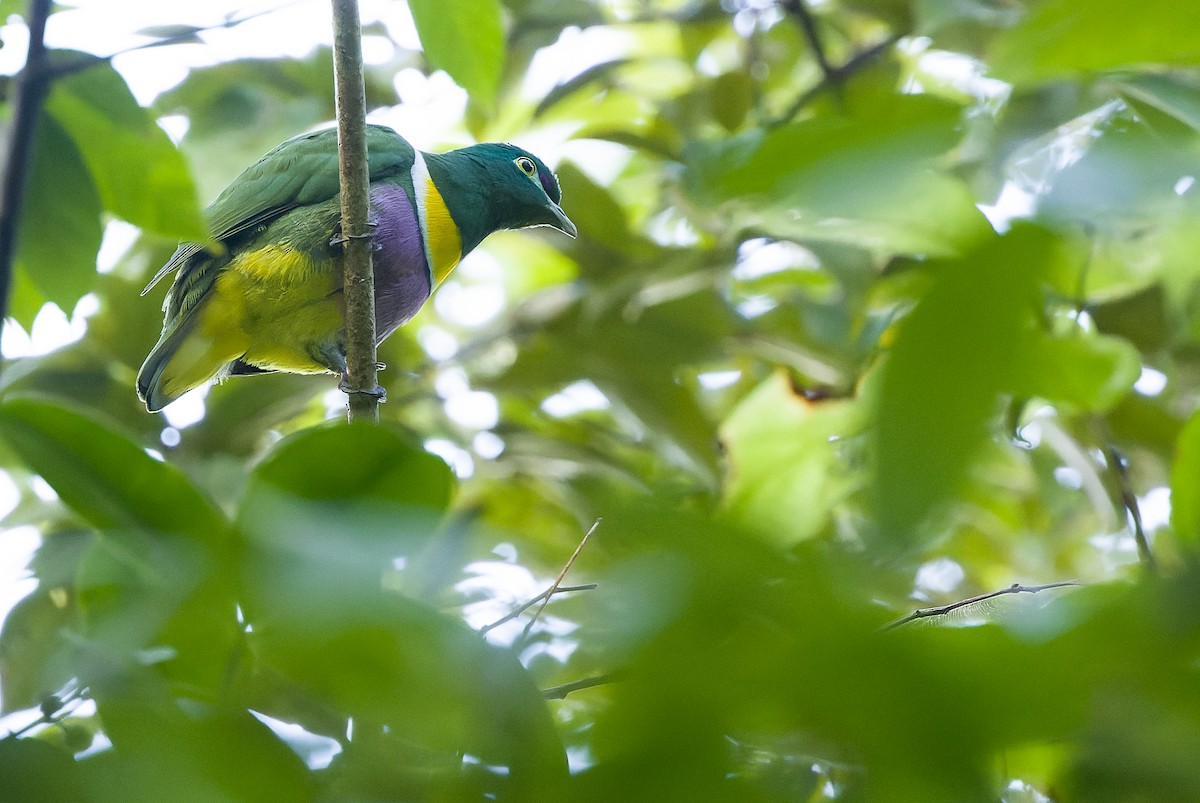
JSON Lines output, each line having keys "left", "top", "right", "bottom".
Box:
{"left": 427, "top": 143, "right": 577, "bottom": 252}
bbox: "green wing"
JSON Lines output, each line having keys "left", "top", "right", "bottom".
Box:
{"left": 142, "top": 124, "right": 416, "bottom": 298}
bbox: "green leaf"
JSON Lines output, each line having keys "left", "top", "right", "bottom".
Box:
{"left": 1011, "top": 331, "right": 1141, "bottom": 412}
{"left": 869, "top": 226, "right": 1054, "bottom": 546}
{"left": 1113, "top": 72, "right": 1200, "bottom": 135}
{"left": 0, "top": 398, "right": 225, "bottom": 540}
{"left": 409, "top": 0, "right": 505, "bottom": 110}
{"left": 15, "top": 114, "right": 102, "bottom": 314}
{"left": 687, "top": 93, "right": 989, "bottom": 256}
{"left": 0, "top": 589, "right": 77, "bottom": 713}
{"left": 81, "top": 701, "right": 312, "bottom": 802}
{"left": 236, "top": 423, "right": 566, "bottom": 797}
{"left": 1171, "top": 411, "right": 1200, "bottom": 543}
{"left": 0, "top": 738, "right": 85, "bottom": 802}
{"left": 991, "top": 0, "right": 1200, "bottom": 84}
{"left": 719, "top": 371, "right": 862, "bottom": 545}
{"left": 44, "top": 53, "right": 206, "bottom": 241}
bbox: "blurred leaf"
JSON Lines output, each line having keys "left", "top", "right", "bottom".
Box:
{"left": 410, "top": 0, "right": 505, "bottom": 110}
{"left": 236, "top": 423, "right": 566, "bottom": 797}
{"left": 0, "top": 398, "right": 225, "bottom": 539}
{"left": 1012, "top": 331, "right": 1141, "bottom": 412}
{"left": 1171, "top": 410, "right": 1200, "bottom": 542}
{"left": 719, "top": 371, "right": 862, "bottom": 545}
{"left": 0, "top": 738, "right": 85, "bottom": 802}
{"left": 15, "top": 114, "right": 102, "bottom": 316}
{"left": 870, "top": 226, "right": 1054, "bottom": 545}
{"left": 81, "top": 701, "right": 312, "bottom": 802}
{"left": 0, "top": 588, "right": 76, "bottom": 713}
{"left": 1113, "top": 71, "right": 1200, "bottom": 135}
{"left": 992, "top": 0, "right": 1200, "bottom": 84}
{"left": 45, "top": 53, "right": 206, "bottom": 241}
{"left": 688, "top": 93, "right": 988, "bottom": 255}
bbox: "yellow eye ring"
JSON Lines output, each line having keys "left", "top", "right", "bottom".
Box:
{"left": 515, "top": 156, "right": 537, "bottom": 177}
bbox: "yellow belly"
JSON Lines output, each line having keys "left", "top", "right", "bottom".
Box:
{"left": 157, "top": 244, "right": 340, "bottom": 401}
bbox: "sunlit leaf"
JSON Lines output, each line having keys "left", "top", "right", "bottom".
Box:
{"left": 991, "top": 0, "right": 1200, "bottom": 83}
{"left": 0, "top": 398, "right": 225, "bottom": 539}
{"left": 45, "top": 53, "right": 206, "bottom": 240}
{"left": 15, "top": 114, "right": 102, "bottom": 315}
{"left": 719, "top": 371, "right": 862, "bottom": 545}
{"left": 409, "top": 0, "right": 505, "bottom": 110}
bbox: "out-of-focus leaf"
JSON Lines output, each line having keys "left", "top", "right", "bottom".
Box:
{"left": 869, "top": 225, "right": 1054, "bottom": 546}
{"left": 409, "top": 0, "right": 505, "bottom": 110}
{"left": 15, "top": 114, "right": 102, "bottom": 316}
{"left": 709, "top": 70, "right": 754, "bottom": 132}
{"left": 1113, "top": 72, "right": 1200, "bottom": 135}
{"left": 0, "top": 738, "right": 85, "bottom": 802}
{"left": 236, "top": 422, "right": 566, "bottom": 797}
{"left": 719, "top": 371, "right": 862, "bottom": 545}
{"left": 1171, "top": 411, "right": 1200, "bottom": 542}
{"left": 45, "top": 53, "right": 206, "bottom": 241}
{"left": 81, "top": 701, "right": 312, "bottom": 802}
{"left": 1011, "top": 331, "right": 1141, "bottom": 412}
{"left": 991, "top": 0, "right": 1200, "bottom": 84}
{"left": 687, "top": 94, "right": 988, "bottom": 256}
{"left": 0, "top": 589, "right": 76, "bottom": 713}
{"left": 0, "top": 398, "right": 225, "bottom": 539}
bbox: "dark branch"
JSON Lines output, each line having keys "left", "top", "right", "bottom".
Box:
{"left": 780, "top": 0, "right": 834, "bottom": 79}
{"left": 0, "top": 0, "right": 53, "bottom": 331}
{"left": 331, "top": 0, "right": 380, "bottom": 422}
{"left": 543, "top": 672, "right": 619, "bottom": 700}
{"left": 1103, "top": 441, "right": 1157, "bottom": 572}
{"left": 882, "top": 580, "right": 1081, "bottom": 632}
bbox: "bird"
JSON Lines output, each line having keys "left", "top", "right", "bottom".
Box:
{"left": 136, "top": 124, "right": 576, "bottom": 412}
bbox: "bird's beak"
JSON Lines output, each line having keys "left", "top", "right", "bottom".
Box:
{"left": 544, "top": 202, "right": 578, "bottom": 238}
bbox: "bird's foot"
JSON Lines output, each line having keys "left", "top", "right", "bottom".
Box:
{"left": 375, "top": 361, "right": 386, "bottom": 371}
{"left": 338, "top": 375, "right": 387, "bottom": 403}
{"left": 329, "top": 221, "right": 379, "bottom": 248}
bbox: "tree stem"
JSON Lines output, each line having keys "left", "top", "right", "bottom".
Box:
{"left": 331, "top": 0, "right": 379, "bottom": 422}
{"left": 0, "top": 0, "right": 54, "bottom": 331}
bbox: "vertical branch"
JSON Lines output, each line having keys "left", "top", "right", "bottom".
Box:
{"left": 331, "top": 0, "right": 380, "bottom": 422}
{"left": 0, "top": 0, "right": 54, "bottom": 329}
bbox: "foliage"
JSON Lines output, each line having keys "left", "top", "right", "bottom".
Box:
{"left": 2, "top": 0, "right": 1200, "bottom": 800}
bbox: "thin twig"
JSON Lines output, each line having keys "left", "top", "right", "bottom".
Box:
{"left": 0, "top": 0, "right": 53, "bottom": 332}
{"left": 543, "top": 672, "right": 619, "bottom": 700}
{"left": 519, "top": 518, "right": 600, "bottom": 640}
{"left": 331, "top": 0, "right": 380, "bottom": 422}
{"left": 480, "top": 584, "right": 597, "bottom": 637}
{"left": 1103, "top": 440, "right": 1157, "bottom": 572}
{"left": 780, "top": 0, "right": 834, "bottom": 79}
{"left": 768, "top": 34, "right": 902, "bottom": 127}
{"left": 882, "top": 580, "right": 1081, "bottom": 632}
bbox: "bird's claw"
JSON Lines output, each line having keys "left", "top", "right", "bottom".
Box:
{"left": 329, "top": 221, "right": 379, "bottom": 248}
{"left": 338, "top": 376, "right": 387, "bottom": 403}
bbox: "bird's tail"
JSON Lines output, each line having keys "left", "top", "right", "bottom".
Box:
{"left": 137, "top": 316, "right": 242, "bottom": 412}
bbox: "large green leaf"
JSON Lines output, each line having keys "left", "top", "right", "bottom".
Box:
{"left": 869, "top": 225, "right": 1053, "bottom": 545}
{"left": 81, "top": 701, "right": 312, "bottom": 802}
{"left": 235, "top": 422, "right": 566, "bottom": 797}
{"left": 14, "top": 113, "right": 102, "bottom": 322}
{"left": 0, "top": 738, "right": 85, "bottom": 802}
{"left": 45, "top": 53, "right": 206, "bottom": 241}
{"left": 991, "top": 0, "right": 1200, "bottom": 84}
{"left": 1171, "top": 411, "right": 1200, "bottom": 543}
{"left": 687, "top": 93, "right": 989, "bottom": 256}
{"left": 719, "top": 371, "right": 863, "bottom": 545}
{"left": 409, "top": 0, "right": 505, "bottom": 110}
{"left": 0, "top": 398, "right": 225, "bottom": 540}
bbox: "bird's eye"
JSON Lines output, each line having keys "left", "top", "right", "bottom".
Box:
{"left": 515, "top": 156, "right": 537, "bottom": 177}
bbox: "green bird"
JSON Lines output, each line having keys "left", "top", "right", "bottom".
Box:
{"left": 137, "top": 124, "right": 576, "bottom": 412}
